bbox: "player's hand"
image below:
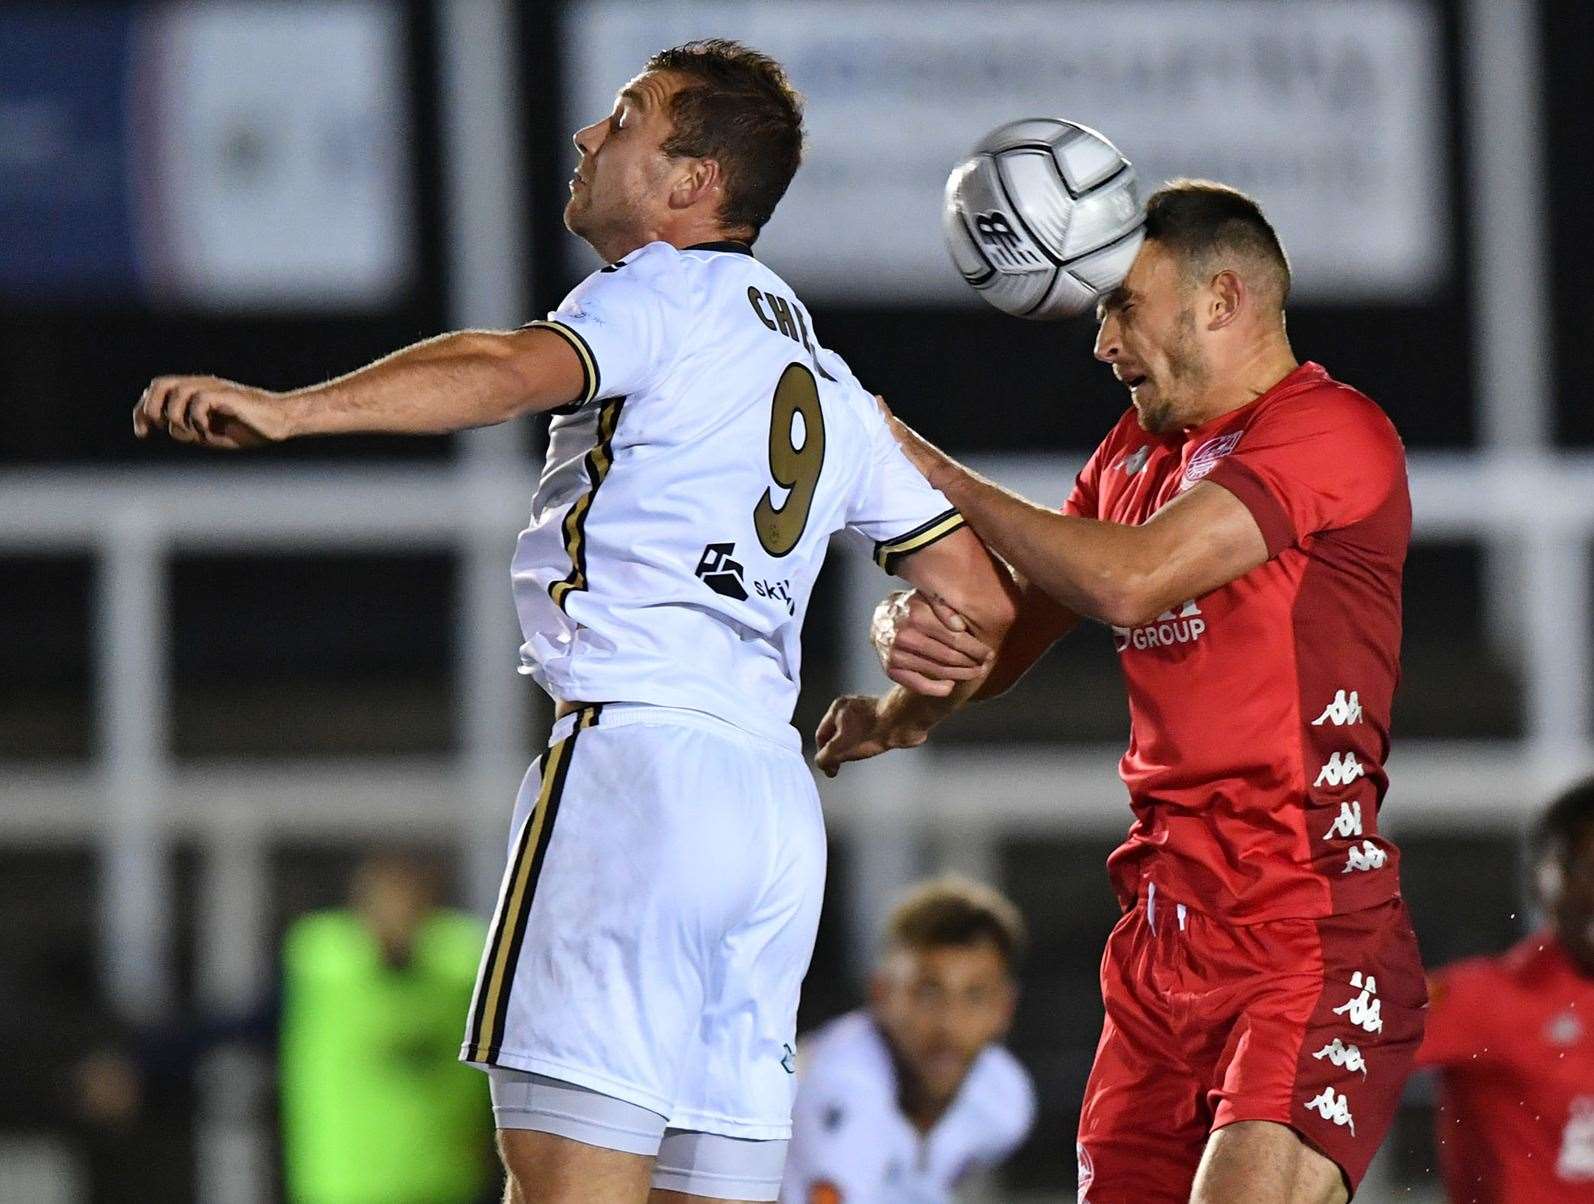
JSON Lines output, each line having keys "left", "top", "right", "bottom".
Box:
{"left": 815, "top": 693, "right": 928, "bottom": 777}
{"left": 872, "top": 589, "right": 994, "bottom": 697}
{"left": 133, "top": 375, "right": 292, "bottom": 449}
{"left": 875, "top": 394, "right": 953, "bottom": 491}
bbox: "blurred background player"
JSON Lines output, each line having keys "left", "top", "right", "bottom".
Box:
{"left": 74, "top": 849, "right": 491, "bottom": 1204}
{"left": 132, "top": 37, "right": 1014, "bottom": 1204}
{"left": 279, "top": 851, "right": 491, "bottom": 1204}
{"left": 1416, "top": 775, "right": 1594, "bottom": 1202}
{"left": 780, "top": 878, "right": 1034, "bottom": 1203}
{"left": 819, "top": 181, "right": 1424, "bottom": 1203}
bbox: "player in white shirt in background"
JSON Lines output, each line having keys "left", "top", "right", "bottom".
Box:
{"left": 782, "top": 878, "right": 1036, "bottom": 1204}
{"left": 134, "top": 39, "right": 1017, "bottom": 1204}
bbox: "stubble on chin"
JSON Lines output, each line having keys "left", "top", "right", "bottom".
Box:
{"left": 1135, "top": 398, "right": 1175, "bottom": 435}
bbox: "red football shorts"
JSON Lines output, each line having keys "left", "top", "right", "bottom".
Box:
{"left": 1076, "top": 888, "right": 1426, "bottom": 1202}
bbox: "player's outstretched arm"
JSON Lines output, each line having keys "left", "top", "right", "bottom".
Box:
{"left": 882, "top": 408, "right": 1267, "bottom": 628}
{"left": 132, "top": 327, "right": 589, "bottom": 448}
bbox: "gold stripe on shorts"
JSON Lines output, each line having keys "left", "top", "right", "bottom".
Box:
{"left": 463, "top": 704, "right": 601, "bottom": 1063}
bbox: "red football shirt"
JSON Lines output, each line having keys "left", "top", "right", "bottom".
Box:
{"left": 1064, "top": 362, "right": 1410, "bottom": 922}
{"left": 1417, "top": 933, "right": 1594, "bottom": 1201}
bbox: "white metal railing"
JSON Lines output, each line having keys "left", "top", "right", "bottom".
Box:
{"left": 4, "top": 450, "right": 1593, "bottom": 1018}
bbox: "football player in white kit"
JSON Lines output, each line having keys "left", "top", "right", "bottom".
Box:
{"left": 133, "top": 39, "right": 1017, "bottom": 1204}
{"left": 781, "top": 878, "right": 1035, "bottom": 1204}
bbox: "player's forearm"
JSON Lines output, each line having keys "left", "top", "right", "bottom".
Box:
{"left": 971, "top": 578, "right": 1081, "bottom": 700}
{"left": 284, "top": 331, "right": 546, "bottom": 437}
{"left": 875, "top": 673, "right": 989, "bottom": 742}
{"left": 973, "top": 629, "right": 1056, "bottom": 700}
{"left": 934, "top": 466, "right": 1163, "bottom": 627}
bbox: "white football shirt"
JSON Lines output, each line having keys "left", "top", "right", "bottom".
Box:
{"left": 780, "top": 1010, "right": 1036, "bottom": 1203}
{"left": 511, "top": 240, "right": 964, "bottom": 747}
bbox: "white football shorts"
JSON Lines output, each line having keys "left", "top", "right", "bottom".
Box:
{"left": 460, "top": 702, "right": 827, "bottom": 1141}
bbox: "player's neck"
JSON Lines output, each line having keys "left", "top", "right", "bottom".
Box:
{"left": 595, "top": 221, "right": 754, "bottom": 264}
{"left": 655, "top": 213, "right": 755, "bottom": 254}
{"left": 1185, "top": 333, "right": 1298, "bottom": 429}
{"left": 898, "top": 1076, "right": 952, "bottom": 1136}
{"left": 881, "top": 1039, "right": 957, "bottom": 1134}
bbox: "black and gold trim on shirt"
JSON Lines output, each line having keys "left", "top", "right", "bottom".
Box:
{"left": 462, "top": 704, "right": 602, "bottom": 1066}
{"left": 874, "top": 508, "right": 967, "bottom": 574}
{"left": 526, "top": 319, "right": 600, "bottom": 406}
{"left": 549, "top": 397, "right": 625, "bottom": 612}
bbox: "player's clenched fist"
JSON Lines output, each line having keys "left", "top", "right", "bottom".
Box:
{"left": 132, "top": 375, "right": 292, "bottom": 449}
{"left": 872, "top": 589, "right": 994, "bottom": 697}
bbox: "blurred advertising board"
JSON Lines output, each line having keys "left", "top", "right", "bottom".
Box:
{"left": 0, "top": 2, "right": 412, "bottom": 309}
{"left": 565, "top": 0, "right": 1448, "bottom": 303}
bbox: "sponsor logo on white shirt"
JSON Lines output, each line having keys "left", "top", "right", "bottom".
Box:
{"left": 1314, "top": 751, "right": 1366, "bottom": 789}
{"left": 1342, "top": 840, "right": 1388, "bottom": 874}
{"left": 1332, "top": 972, "right": 1384, "bottom": 1034}
{"left": 1323, "top": 801, "right": 1364, "bottom": 840}
{"left": 1112, "top": 600, "right": 1205, "bottom": 652}
{"left": 1304, "top": 1087, "right": 1356, "bottom": 1135}
{"left": 1312, "top": 1038, "right": 1368, "bottom": 1075}
{"left": 1312, "top": 690, "right": 1364, "bottom": 726}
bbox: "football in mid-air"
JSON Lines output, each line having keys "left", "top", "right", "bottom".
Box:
{"left": 942, "top": 118, "right": 1144, "bottom": 320}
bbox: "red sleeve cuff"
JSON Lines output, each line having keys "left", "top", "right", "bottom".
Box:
{"left": 1204, "top": 458, "right": 1295, "bottom": 558}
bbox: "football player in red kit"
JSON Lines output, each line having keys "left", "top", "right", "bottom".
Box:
{"left": 1417, "top": 777, "right": 1594, "bottom": 1201}
{"left": 817, "top": 180, "right": 1424, "bottom": 1202}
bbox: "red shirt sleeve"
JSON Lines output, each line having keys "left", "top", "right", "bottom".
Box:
{"left": 1063, "top": 437, "right": 1110, "bottom": 519}
{"left": 1415, "top": 961, "right": 1497, "bottom": 1069}
{"left": 1204, "top": 386, "right": 1406, "bottom": 559}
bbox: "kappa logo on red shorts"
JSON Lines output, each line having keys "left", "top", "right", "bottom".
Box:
{"left": 1183, "top": 431, "right": 1243, "bottom": 486}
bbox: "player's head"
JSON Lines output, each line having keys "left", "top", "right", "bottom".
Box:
{"left": 350, "top": 848, "right": 440, "bottom": 967}
{"left": 1532, "top": 775, "right": 1594, "bottom": 975}
{"left": 1094, "top": 180, "right": 1292, "bottom": 434}
{"left": 565, "top": 39, "right": 804, "bottom": 261}
{"left": 870, "top": 877, "right": 1024, "bottom": 1114}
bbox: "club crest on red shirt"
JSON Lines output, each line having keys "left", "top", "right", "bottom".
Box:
{"left": 1184, "top": 431, "right": 1243, "bottom": 485}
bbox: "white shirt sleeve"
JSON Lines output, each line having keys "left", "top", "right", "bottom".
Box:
{"left": 525, "top": 242, "right": 686, "bottom": 406}
{"left": 825, "top": 350, "right": 966, "bottom": 574}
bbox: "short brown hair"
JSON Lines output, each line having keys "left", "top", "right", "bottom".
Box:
{"left": 1144, "top": 179, "right": 1292, "bottom": 309}
{"left": 885, "top": 876, "right": 1027, "bottom": 971}
{"left": 1534, "top": 776, "right": 1594, "bottom": 866}
{"left": 645, "top": 39, "right": 804, "bottom": 240}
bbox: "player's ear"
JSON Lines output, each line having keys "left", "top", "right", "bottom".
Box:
{"left": 669, "top": 156, "right": 723, "bottom": 213}
{"left": 1207, "top": 269, "right": 1244, "bottom": 331}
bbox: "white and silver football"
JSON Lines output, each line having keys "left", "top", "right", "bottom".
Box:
{"left": 943, "top": 118, "right": 1144, "bottom": 320}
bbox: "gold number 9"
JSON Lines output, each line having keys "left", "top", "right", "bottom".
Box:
{"left": 754, "top": 362, "right": 826, "bottom": 557}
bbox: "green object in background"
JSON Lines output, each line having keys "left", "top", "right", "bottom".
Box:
{"left": 280, "top": 909, "right": 491, "bottom": 1204}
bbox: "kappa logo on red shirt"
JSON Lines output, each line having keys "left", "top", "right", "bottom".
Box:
{"left": 1183, "top": 431, "right": 1243, "bottom": 486}
{"left": 1115, "top": 445, "right": 1151, "bottom": 475}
